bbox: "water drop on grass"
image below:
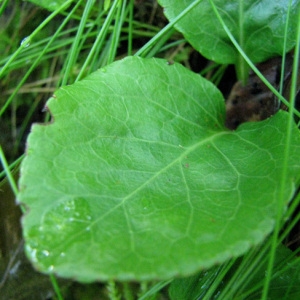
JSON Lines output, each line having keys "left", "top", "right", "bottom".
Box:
{"left": 21, "top": 36, "right": 31, "bottom": 48}
{"left": 9, "top": 260, "right": 21, "bottom": 275}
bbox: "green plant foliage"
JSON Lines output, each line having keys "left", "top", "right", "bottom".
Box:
{"left": 169, "top": 244, "right": 300, "bottom": 299}
{"left": 245, "top": 245, "right": 300, "bottom": 299}
{"left": 158, "top": 0, "right": 299, "bottom": 64}
{"left": 27, "top": 0, "right": 68, "bottom": 11}
{"left": 18, "top": 57, "right": 300, "bottom": 281}
{"left": 168, "top": 269, "right": 219, "bottom": 299}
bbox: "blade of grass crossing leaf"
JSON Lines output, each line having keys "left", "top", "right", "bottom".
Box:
{"left": 262, "top": 9, "right": 300, "bottom": 299}
{"left": 230, "top": 156, "right": 299, "bottom": 296}
{"left": 135, "top": 0, "right": 205, "bottom": 57}
{"left": 236, "top": 0, "right": 249, "bottom": 84}
{"left": 208, "top": 0, "right": 300, "bottom": 119}
{"left": 279, "top": 0, "right": 294, "bottom": 97}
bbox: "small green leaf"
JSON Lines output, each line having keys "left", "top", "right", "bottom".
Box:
{"left": 158, "top": 0, "right": 299, "bottom": 64}
{"left": 18, "top": 57, "right": 300, "bottom": 281}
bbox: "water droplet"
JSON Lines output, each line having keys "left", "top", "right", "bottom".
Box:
{"left": 48, "top": 265, "right": 54, "bottom": 271}
{"left": 56, "top": 224, "right": 62, "bottom": 230}
{"left": 9, "top": 260, "right": 21, "bottom": 275}
{"left": 21, "top": 36, "right": 31, "bottom": 48}
{"left": 60, "top": 252, "right": 66, "bottom": 257}
{"left": 86, "top": 226, "right": 91, "bottom": 231}
{"left": 28, "top": 247, "right": 38, "bottom": 263}
{"left": 42, "top": 250, "right": 50, "bottom": 257}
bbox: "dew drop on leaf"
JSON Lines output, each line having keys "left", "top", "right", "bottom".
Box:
{"left": 42, "top": 250, "right": 50, "bottom": 257}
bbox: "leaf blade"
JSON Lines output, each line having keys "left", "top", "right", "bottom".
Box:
{"left": 158, "top": 0, "right": 299, "bottom": 64}
{"left": 18, "top": 57, "right": 300, "bottom": 281}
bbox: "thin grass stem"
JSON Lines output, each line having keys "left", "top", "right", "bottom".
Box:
{"left": 76, "top": 0, "right": 119, "bottom": 80}
{"left": 202, "top": 259, "right": 236, "bottom": 300}
{"left": 0, "top": 1, "right": 82, "bottom": 117}
{"left": 262, "top": 9, "right": 300, "bottom": 300}
{"left": 127, "top": 0, "right": 134, "bottom": 55}
{"left": 0, "top": 145, "right": 19, "bottom": 197}
{"left": 0, "top": 0, "right": 10, "bottom": 17}
{"left": 0, "top": 0, "right": 73, "bottom": 79}
{"left": 61, "top": 0, "right": 91, "bottom": 85}
{"left": 138, "top": 280, "right": 172, "bottom": 300}
{"left": 208, "top": 0, "right": 300, "bottom": 118}
{"left": 49, "top": 274, "right": 64, "bottom": 300}
{"left": 135, "top": 0, "right": 204, "bottom": 57}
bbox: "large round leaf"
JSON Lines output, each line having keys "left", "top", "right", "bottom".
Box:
{"left": 158, "top": 0, "right": 299, "bottom": 64}
{"left": 18, "top": 57, "right": 300, "bottom": 281}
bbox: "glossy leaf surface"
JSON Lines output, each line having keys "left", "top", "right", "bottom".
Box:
{"left": 18, "top": 57, "right": 300, "bottom": 281}
{"left": 158, "top": 0, "right": 299, "bottom": 64}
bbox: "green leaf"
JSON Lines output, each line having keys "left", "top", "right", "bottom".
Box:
{"left": 158, "top": 0, "right": 299, "bottom": 64}
{"left": 18, "top": 57, "right": 300, "bottom": 281}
